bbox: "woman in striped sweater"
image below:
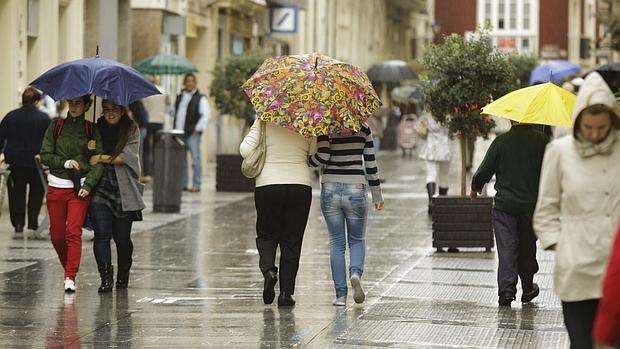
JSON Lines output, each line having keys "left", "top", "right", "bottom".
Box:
{"left": 309, "top": 124, "right": 384, "bottom": 306}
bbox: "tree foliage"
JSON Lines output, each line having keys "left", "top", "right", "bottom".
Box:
{"left": 506, "top": 53, "right": 538, "bottom": 88}
{"left": 210, "top": 51, "right": 266, "bottom": 120}
{"left": 420, "top": 29, "right": 515, "bottom": 139}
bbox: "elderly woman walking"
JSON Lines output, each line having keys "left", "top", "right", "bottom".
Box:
{"left": 534, "top": 72, "right": 620, "bottom": 349}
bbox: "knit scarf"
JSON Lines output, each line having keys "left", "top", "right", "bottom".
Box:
{"left": 575, "top": 129, "right": 618, "bottom": 158}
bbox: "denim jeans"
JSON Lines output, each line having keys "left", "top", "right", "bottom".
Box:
{"left": 183, "top": 132, "right": 202, "bottom": 189}
{"left": 89, "top": 202, "right": 134, "bottom": 268}
{"left": 320, "top": 182, "right": 368, "bottom": 298}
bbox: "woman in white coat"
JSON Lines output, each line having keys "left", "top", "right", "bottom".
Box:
{"left": 534, "top": 72, "right": 620, "bottom": 349}
{"left": 417, "top": 112, "right": 452, "bottom": 214}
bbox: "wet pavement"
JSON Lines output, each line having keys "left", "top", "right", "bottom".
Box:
{"left": 0, "top": 145, "right": 569, "bottom": 348}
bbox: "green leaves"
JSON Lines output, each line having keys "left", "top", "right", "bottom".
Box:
{"left": 420, "top": 29, "right": 516, "bottom": 139}
{"left": 210, "top": 52, "right": 266, "bottom": 120}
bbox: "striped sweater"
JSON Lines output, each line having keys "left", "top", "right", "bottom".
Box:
{"left": 308, "top": 125, "right": 383, "bottom": 203}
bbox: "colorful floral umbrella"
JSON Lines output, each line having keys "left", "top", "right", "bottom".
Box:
{"left": 242, "top": 53, "right": 381, "bottom": 136}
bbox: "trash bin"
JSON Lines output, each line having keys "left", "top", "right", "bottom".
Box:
{"left": 153, "top": 130, "right": 185, "bottom": 213}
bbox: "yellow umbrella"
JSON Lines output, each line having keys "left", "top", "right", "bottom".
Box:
{"left": 481, "top": 82, "right": 576, "bottom": 127}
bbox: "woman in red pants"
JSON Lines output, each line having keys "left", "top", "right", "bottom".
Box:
{"left": 40, "top": 95, "right": 104, "bottom": 292}
{"left": 593, "top": 225, "right": 620, "bottom": 348}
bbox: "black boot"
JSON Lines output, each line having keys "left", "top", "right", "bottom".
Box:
{"left": 277, "top": 292, "right": 296, "bottom": 307}
{"left": 98, "top": 264, "right": 114, "bottom": 293}
{"left": 116, "top": 265, "right": 130, "bottom": 289}
{"left": 426, "top": 182, "right": 436, "bottom": 215}
{"left": 438, "top": 187, "right": 448, "bottom": 196}
{"left": 263, "top": 269, "right": 278, "bottom": 304}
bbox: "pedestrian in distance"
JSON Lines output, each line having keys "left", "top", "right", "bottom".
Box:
{"left": 593, "top": 225, "right": 620, "bottom": 348}
{"left": 308, "top": 124, "right": 385, "bottom": 306}
{"left": 240, "top": 119, "right": 316, "bottom": 307}
{"left": 470, "top": 120, "right": 549, "bottom": 307}
{"left": 172, "top": 73, "right": 211, "bottom": 193}
{"left": 0, "top": 87, "right": 51, "bottom": 238}
{"left": 398, "top": 113, "right": 417, "bottom": 158}
{"left": 534, "top": 72, "right": 620, "bottom": 349}
{"left": 40, "top": 95, "right": 104, "bottom": 293}
{"left": 416, "top": 111, "right": 452, "bottom": 215}
{"left": 88, "top": 99, "right": 145, "bottom": 293}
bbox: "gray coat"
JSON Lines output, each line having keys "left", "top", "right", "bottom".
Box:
{"left": 115, "top": 129, "right": 146, "bottom": 211}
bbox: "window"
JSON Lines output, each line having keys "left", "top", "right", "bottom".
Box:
{"left": 509, "top": 0, "right": 516, "bottom": 29}
{"left": 523, "top": 0, "right": 531, "bottom": 29}
{"left": 522, "top": 38, "right": 529, "bottom": 49}
{"left": 498, "top": 0, "right": 505, "bottom": 29}
{"left": 484, "top": 0, "right": 492, "bottom": 25}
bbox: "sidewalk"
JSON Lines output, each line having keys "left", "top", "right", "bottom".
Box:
{"left": 0, "top": 149, "right": 569, "bottom": 348}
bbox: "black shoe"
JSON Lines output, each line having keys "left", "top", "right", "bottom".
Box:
{"left": 447, "top": 247, "right": 460, "bottom": 253}
{"left": 521, "top": 283, "right": 540, "bottom": 303}
{"left": 498, "top": 292, "right": 515, "bottom": 306}
{"left": 97, "top": 264, "right": 114, "bottom": 293}
{"left": 438, "top": 187, "right": 449, "bottom": 196}
{"left": 277, "top": 292, "right": 296, "bottom": 307}
{"left": 116, "top": 265, "right": 131, "bottom": 289}
{"left": 263, "top": 270, "right": 278, "bottom": 304}
{"left": 15, "top": 224, "right": 24, "bottom": 233}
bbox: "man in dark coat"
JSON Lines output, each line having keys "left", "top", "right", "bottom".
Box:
{"left": 0, "top": 87, "right": 51, "bottom": 237}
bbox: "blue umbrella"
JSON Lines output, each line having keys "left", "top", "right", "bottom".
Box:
{"left": 529, "top": 60, "right": 581, "bottom": 85}
{"left": 30, "top": 56, "right": 161, "bottom": 106}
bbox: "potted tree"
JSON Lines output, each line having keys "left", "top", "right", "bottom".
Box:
{"left": 421, "top": 28, "right": 515, "bottom": 252}
{"left": 211, "top": 51, "right": 265, "bottom": 192}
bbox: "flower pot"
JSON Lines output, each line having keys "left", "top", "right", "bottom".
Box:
{"left": 216, "top": 154, "right": 255, "bottom": 192}
{"left": 431, "top": 196, "right": 494, "bottom": 252}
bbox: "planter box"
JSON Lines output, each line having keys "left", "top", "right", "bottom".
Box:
{"left": 216, "top": 154, "right": 255, "bottom": 192}
{"left": 431, "top": 196, "right": 494, "bottom": 252}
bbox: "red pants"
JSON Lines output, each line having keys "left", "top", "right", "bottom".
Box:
{"left": 47, "top": 187, "right": 90, "bottom": 280}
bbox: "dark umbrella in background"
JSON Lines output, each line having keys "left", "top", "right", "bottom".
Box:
{"left": 134, "top": 53, "right": 198, "bottom": 75}
{"left": 366, "top": 60, "right": 417, "bottom": 82}
{"left": 594, "top": 61, "right": 620, "bottom": 93}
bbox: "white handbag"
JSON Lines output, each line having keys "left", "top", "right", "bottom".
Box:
{"left": 241, "top": 121, "right": 266, "bottom": 178}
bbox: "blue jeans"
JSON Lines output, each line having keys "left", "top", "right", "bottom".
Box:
{"left": 320, "top": 182, "right": 368, "bottom": 298}
{"left": 89, "top": 202, "right": 134, "bottom": 268}
{"left": 183, "top": 132, "right": 202, "bottom": 189}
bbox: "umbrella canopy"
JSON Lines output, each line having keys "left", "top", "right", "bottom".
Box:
{"left": 31, "top": 56, "right": 160, "bottom": 106}
{"left": 529, "top": 60, "right": 581, "bottom": 85}
{"left": 390, "top": 85, "right": 424, "bottom": 104}
{"left": 134, "top": 53, "right": 198, "bottom": 75}
{"left": 481, "top": 82, "right": 576, "bottom": 127}
{"left": 242, "top": 53, "right": 381, "bottom": 136}
{"left": 366, "top": 60, "right": 417, "bottom": 82}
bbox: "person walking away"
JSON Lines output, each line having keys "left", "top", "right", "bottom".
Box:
{"left": 40, "top": 95, "right": 104, "bottom": 292}
{"left": 417, "top": 111, "right": 451, "bottom": 214}
{"left": 0, "top": 87, "right": 51, "bottom": 238}
{"left": 398, "top": 113, "right": 417, "bottom": 158}
{"left": 593, "top": 225, "right": 620, "bottom": 348}
{"left": 88, "top": 99, "right": 145, "bottom": 293}
{"left": 534, "top": 72, "right": 620, "bottom": 349}
{"left": 173, "top": 73, "right": 210, "bottom": 192}
{"left": 141, "top": 79, "right": 168, "bottom": 179}
{"left": 470, "top": 121, "right": 549, "bottom": 306}
{"left": 308, "top": 124, "right": 385, "bottom": 306}
{"left": 240, "top": 120, "right": 316, "bottom": 307}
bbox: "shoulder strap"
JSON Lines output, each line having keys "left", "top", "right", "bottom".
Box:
{"left": 84, "top": 120, "right": 95, "bottom": 139}
{"left": 53, "top": 118, "right": 65, "bottom": 139}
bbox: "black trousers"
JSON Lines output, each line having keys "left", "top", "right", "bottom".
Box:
{"left": 7, "top": 167, "right": 45, "bottom": 230}
{"left": 562, "top": 299, "right": 599, "bottom": 349}
{"left": 254, "top": 184, "right": 312, "bottom": 294}
{"left": 492, "top": 209, "right": 539, "bottom": 296}
{"left": 143, "top": 122, "right": 163, "bottom": 176}
{"left": 89, "top": 202, "right": 134, "bottom": 268}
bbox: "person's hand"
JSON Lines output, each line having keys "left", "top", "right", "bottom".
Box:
{"left": 469, "top": 190, "right": 478, "bottom": 200}
{"left": 89, "top": 155, "right": 100, "bottom": 166}
{"left": 65, "top": 160, "right": 80, "bottom": 170}
{"left": 78, "top": 188, "right": 89, "bottom": 198}
{"left": 375, "top": 202, "right": 385, "bottom": 211}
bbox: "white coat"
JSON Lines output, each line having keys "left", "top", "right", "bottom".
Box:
{"left": 534, "top": 72, "right": 620, "bottom": 302}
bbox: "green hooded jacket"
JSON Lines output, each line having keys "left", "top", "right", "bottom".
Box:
{"left": 40, "top": 115, "right": 104, "bottom": 192}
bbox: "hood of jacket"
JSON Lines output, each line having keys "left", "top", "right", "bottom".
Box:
{"left": 571, "top": 72, "right": 620, "bottom": 139}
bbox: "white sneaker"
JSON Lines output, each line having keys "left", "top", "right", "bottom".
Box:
{"left": 350, "top": 274, "right": 365, "bottom": 304}
{"left": 332, "top": 296, "right": 346, "bottom": 306}
{"left": 64, "top": 278, "right": 76, "bottom": 292}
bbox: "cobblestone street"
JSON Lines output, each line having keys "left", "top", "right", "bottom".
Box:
{"left": 0, "top": 150, "right": 569, "bottom": 348}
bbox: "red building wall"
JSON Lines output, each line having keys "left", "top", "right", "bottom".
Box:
{"left": 433, "top": 0, "right": 477, "bottom": 43}
{"left": 539, "top": 0, "right": 569, "bottom": 57}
